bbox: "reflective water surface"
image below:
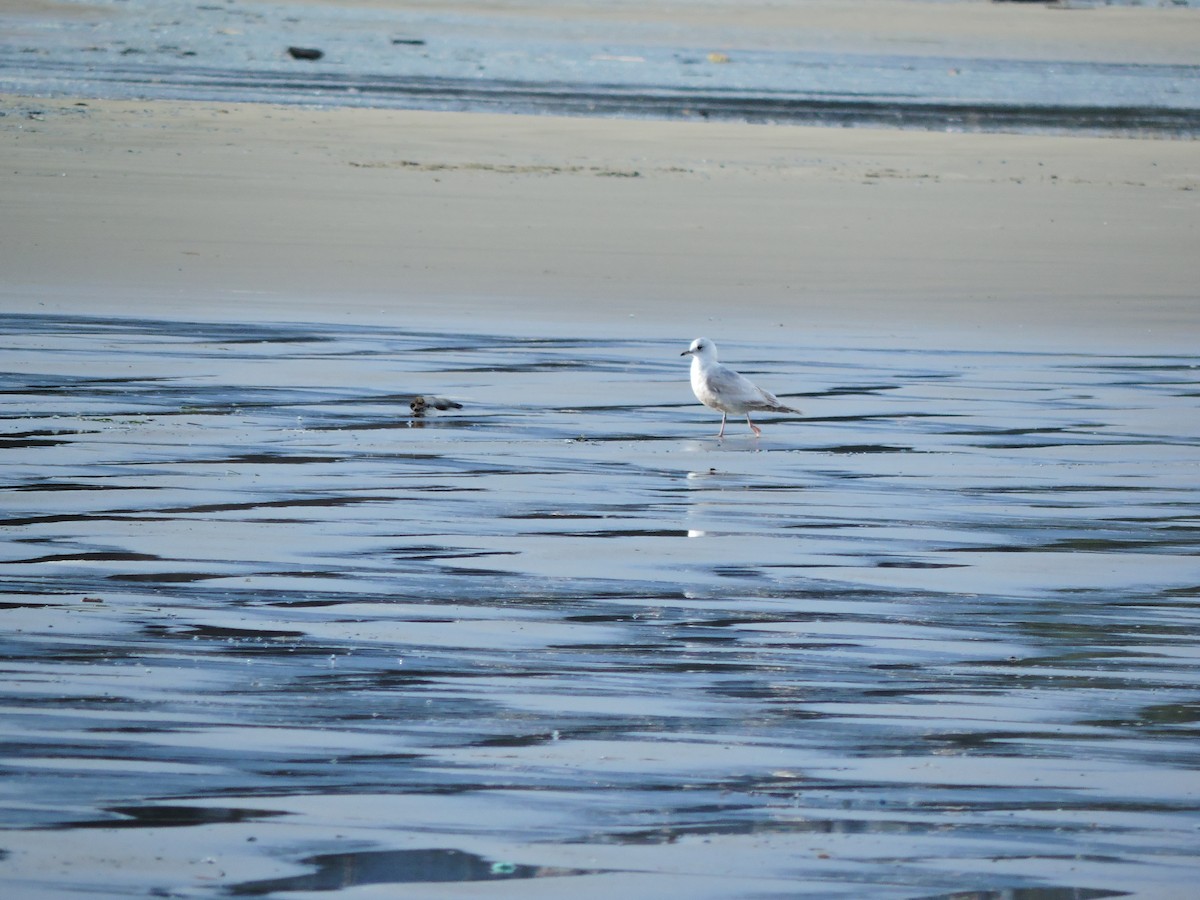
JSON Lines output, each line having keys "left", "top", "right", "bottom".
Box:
{"left": 1, "top": 313, "right": 1197, "bottom": 898}
{"left": 3, "top": 0, "right": 1199, "bottom": 134}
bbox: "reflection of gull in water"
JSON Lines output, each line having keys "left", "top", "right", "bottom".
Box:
{"left": 681, "top": 337, "right": 800, "bottom": 437}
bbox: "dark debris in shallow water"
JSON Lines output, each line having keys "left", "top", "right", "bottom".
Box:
{"left": 228, "top": 847, "right": 602, "bottom": 894}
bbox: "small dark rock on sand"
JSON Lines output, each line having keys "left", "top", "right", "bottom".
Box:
{"left": 287, "top": 46, "right": 324, "bottom": 60}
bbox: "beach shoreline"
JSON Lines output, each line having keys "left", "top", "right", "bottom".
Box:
{"left": 2, "top": 94, "right": 1197, "bottom": 354}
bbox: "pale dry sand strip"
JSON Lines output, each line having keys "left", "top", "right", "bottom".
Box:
{"left": 2, "top": 95, "right": 1197, "bottom": 351}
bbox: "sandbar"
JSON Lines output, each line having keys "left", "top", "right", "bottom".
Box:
{"left": 3, "top": 94, "right": 1197, "bottom": 353}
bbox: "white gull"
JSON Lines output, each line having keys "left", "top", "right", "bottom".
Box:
{"left": 681, "top": 337, "right": 800, "bottom": 438}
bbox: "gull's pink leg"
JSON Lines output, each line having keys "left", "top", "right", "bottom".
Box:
{"left": 747, "top": 415, "right": 762, "bottom": 437}
{"left": 718, "top": 413, "right": 727, "bottom": 438}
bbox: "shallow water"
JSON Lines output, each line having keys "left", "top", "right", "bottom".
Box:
{"left": 3, "top": 0, "right": 1199, "bottom": 134}
{"left": 1, "top": 312, "right": 1198, "bottom": 898}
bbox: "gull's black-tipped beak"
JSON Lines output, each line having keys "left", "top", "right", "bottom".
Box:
{"left": 680, "top": 349, "right": 693, "bottom": 356}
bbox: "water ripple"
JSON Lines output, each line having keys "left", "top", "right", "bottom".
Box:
{"left": 1, "top": 313, "right": 1198, "bottom": 897}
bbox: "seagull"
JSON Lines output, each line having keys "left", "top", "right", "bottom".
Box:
{"left": 681, "top": 337, "right": 800, "bottom": 437}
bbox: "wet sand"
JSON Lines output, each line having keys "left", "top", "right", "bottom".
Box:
{"left": 3, "top": 312, "right": 1199, "bottom": 899}
{"left": 2, "top": 84, "right": 1200, "bottom": 900}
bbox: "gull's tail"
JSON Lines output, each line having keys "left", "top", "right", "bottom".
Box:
{"left": 759, "top": 390, "right": 801, "bottom": 415}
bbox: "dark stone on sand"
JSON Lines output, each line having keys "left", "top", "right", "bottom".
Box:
{"left": 410, "top": 395, "right": 463, "bottom": 416}
{"left": 392, "top": 38, "right": 427, "bottom": 46}
{"left": 287, "top": 46, "right": 324, "bottom": 61}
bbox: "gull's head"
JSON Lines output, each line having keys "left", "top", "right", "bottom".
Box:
{"left": 681, "top": 337, "right": 717, "bottom": 361}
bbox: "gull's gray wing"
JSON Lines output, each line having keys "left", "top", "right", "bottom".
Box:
{"left": 706, "top": 363, "right": 774, "bottom": 408}
{"left": 709, "top": 363, "right": 799, "bottom": 413}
